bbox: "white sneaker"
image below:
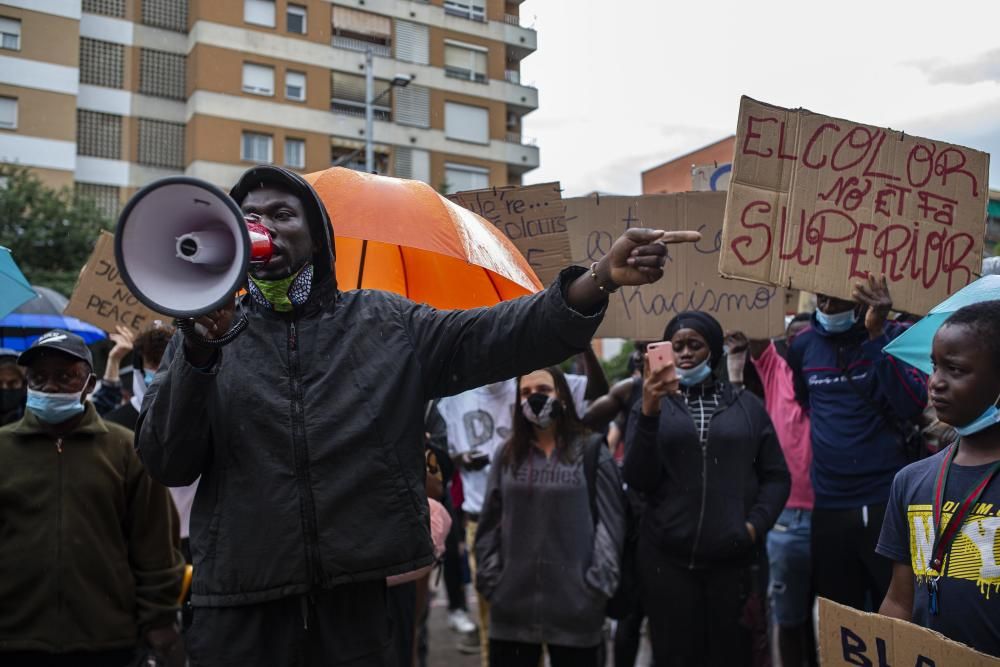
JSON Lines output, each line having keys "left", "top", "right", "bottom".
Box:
{"left": 447, "top": 609, "right": 477, "bottom": 634}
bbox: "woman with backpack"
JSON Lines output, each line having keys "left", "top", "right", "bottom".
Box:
{"left": 623, "top": 311, "right": 790, "bottom": 667}
{"left": 475, "top": 365, "right": 626, "bottom": 667}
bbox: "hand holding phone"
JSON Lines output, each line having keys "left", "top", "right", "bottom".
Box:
{"left": 646, "top": 341, "right": 676, "bottom": 377}
{"left": 642, "top": 341, "right": 679, "bottom": 416}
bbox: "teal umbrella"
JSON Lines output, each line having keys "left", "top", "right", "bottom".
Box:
{"left": 0, "top": 247, "right": 34, "bottom": 320}
{"left": 883, "top": 275, "right": 1000, "bottom": 375}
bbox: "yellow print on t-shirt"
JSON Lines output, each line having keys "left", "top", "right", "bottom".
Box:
{"left": 907, "top": 503, "right": 1000, "bottom": 599}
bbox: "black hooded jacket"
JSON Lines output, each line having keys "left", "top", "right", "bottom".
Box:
{"left": 623, "top": 382, "right": 789, "bottom": 569}
{"left": 136, "top": 166, "right": 605, "bottom": 606}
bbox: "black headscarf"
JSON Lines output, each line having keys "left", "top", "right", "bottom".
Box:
{"left": 229, "top": 165, "right": 336, "bottom": 288}
{"left": 662, "top": 311, "right": 725, "bottom": 371}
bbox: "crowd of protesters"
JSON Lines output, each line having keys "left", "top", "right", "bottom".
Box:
{"left": 0, "top": 163, "right": 997, "bottom": 667}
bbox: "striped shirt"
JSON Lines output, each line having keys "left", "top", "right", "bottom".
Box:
{"left": 682, "top": 383, "right": 722, "bottom": 445}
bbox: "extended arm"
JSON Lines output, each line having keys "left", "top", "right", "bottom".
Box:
{"left": 583, "top": 378, "right": 636, "bottom": 431}
{"left": 135, "top": 335, "right": 215, "bottom": 486}
{"left": 580, "top": 345, "right": 609, "bottom": 400}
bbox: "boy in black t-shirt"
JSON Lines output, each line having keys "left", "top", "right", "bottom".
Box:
{"left": 877, "top": 300, "right": 1000, "bottom": 657}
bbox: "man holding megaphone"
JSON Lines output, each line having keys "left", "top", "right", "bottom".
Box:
{"left": 132, "top": 165, "right": 700, "bottom": 666}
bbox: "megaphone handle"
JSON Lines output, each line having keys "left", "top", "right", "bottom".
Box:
{"left": 175, "top": 315, "right": 249, "bottom": 348}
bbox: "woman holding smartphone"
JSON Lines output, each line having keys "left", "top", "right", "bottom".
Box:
{"left": 623, "top": 311, "right": 790, "bottom": 667}
{"left": 474, "top": 366, "right": 625, "bottom": 667}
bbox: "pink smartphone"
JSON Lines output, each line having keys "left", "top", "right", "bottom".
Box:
{"left": 646, "top": 341, "right": 676, "bottom": 378}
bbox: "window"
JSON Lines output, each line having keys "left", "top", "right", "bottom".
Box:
{"left": 139, "top": 48, "right": 186, "bottom": 100}
{"left": 394, "top": 85, "right": 429, "bottom": 128}
{"left": 0, "top": 17, "right": 20, "bottom": 50}
{"left": 242, "top": 132, "right": 272, "bottom": 162}
{"left": 444, "top": 102, "right": 489, "bottom": 144}
{"left": 75, "top": 182, "right": 121, "bottom": 219}
{"left": 331, "top": 7, "right": 391, "bottom": 55}
{"left": 285, "top": 70, "right": 306, "bottom": 101}
{"left": 83, "top": 0, "right": 126, "bottom": 16}
{"left": 444, "top": 163, "right": 489, "bottom": 194}
{"left": 138, "top": 118, "right": 185, "bottom": 168}
{"left": 80, "top": 38, "right": 125, "bottom": 88}
{"left": 244, "top": 0, "right": 275, "bottom": 27}
{"left": 394, "top": 20, "right": 428, "bottom": 65}
{"left": 393, "top": 147, "right": 430, "bottom": 183}
{"left": 443, "top": 0, "right": 485, "bottom": 22}
{"left": 0, "top": 97, "right": 16, "bottom": 129}
{"left": 141, "top": 0, "right": 188, "bottom": 32}
{"left": 331, "top": 71, "right": 391, "bottom": 120}
{"left": 77, "top": 110, "right": 122, "bottom": 159}
{"left": 242, "top": 63, "right": 274, "bottom": 96}
{"left": 444, "top": 42, "right": 487, "bottom": 83}
{"left": 284, "top": 138, "right": 305, "bottom": 169}
{"left": 287, "top": 4, "right": 306, "bottom": 34}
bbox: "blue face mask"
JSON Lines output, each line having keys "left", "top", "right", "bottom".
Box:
{"left": 816, "top": 308, "right": 857, "bottom": 334}
{"left": 143, "top": 370, "right": 156, "bottom": 386}
{"left": 677, "top": 357, "right": 713, "bottom": 387}
{"left": 953, "top": 392, "right": 1000, "bottom": 437}
{"left": 26, "top": 389, "right": 86, "bottom": 424}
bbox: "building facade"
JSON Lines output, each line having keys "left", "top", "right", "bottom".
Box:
{"left": 641, "top": 136, "right": 734, "bottom": 195}
{"left": 0, "top": 0, "right": 539, "bottom": 218}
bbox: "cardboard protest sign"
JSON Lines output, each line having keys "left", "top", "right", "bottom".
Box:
{"left": 65, "top": 231, "right": 168, "bottom": 334}
{"left": 449, "top": 182, "right": 570, "bottom": 286}
{"left": 818, "top": 598, "right": 1000, "bottom": 666}
{"left": 720, "top": 96, "right": 990, "bottom": 315}
{"left": 565, "top": 192, "right": 785, "bottom": 340}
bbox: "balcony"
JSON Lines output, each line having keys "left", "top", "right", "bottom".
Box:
{"left": 505, "top": 132, "right": 536, "bottom": 147}
{"left": 331, "top": 99, "right": 391, "bottom": 121}
{"left": 504, "top": 69, "right": 520, "bottom": 84}
{"left": 503, "top": 14, "right": 521, "bottom": 26}
{"left": 331, "top": 35, "right": 391, "bottom": 57}
{"left": 444, "top": 1, "right": 486, "bottom": 23}
{"left": 445, "top": 66, "right": 487, "bottom": 84}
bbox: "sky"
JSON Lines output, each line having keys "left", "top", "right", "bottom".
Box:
{"left": 519, "top": 0, "right": 1000, "bottom": 196}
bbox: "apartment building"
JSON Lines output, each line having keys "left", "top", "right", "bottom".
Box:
{"left": 0, "top": 0, "right": 539, "bottom": 218}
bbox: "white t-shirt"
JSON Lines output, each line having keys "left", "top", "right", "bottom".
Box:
{"left": 437, "top": 375, "right": 588, "bottom": 514}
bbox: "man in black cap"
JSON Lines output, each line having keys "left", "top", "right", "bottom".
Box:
{"left": 137, "top": 165, "right": 702, "bottom": 666}
{"left": 0, "top": 329, "right": 184, "bottom": 667}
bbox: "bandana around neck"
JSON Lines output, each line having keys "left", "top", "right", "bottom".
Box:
{"left": 248, "top": 264, "right": 314, "bottom": 312}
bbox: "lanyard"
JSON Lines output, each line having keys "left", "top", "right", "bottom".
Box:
{"left": 926, "top": 444, "right": 1000, "bottom": 615}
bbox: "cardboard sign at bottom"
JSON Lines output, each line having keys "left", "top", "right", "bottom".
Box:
{"left": 818, "top": 598, "right": 1000, "bottom": 667}
{"left": 565, "top": 192, "right": 785, "bottom": 341}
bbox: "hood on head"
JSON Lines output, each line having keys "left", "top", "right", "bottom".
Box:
{"left": 229, "top": 165, "right": 337, "bottom": 290}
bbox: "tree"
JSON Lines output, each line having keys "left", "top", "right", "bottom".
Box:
{"left": 0, "top": 164, "right": 112, "bottom": 297}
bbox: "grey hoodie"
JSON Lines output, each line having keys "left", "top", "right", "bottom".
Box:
{"left": 475, "top": 434, "right": 625, "bottom": 648}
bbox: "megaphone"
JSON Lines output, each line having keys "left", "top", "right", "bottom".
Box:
{"left": 115, "top": 176, "right": 272, "bottom": 320}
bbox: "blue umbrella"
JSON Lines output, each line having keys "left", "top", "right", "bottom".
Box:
{"left": 0, "top": 285, "right": 107, "bottom": 351}
{"left": 0, "top": 247, "right": 35, "bottom": 320}
{"left": 883, "top": 275, "right": 1000, "bottom": 375}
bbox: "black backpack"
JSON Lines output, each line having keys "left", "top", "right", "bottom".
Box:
{"left": 582, "top": 436, "right": 640, "bottom": 620}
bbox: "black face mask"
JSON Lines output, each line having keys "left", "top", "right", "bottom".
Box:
{"left": 0, "top": 386, "right": 26, "bottom": 415}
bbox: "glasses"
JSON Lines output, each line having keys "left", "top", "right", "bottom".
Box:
{"left": 25, "top": 369, "right": 90, "bottom": 392}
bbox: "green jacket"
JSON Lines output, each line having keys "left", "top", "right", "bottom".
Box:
{"left": 0, "top": 403, "right": 182, "bottom": 654}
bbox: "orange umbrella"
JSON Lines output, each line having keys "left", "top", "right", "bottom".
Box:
{"left": 303, "top": 167, "right": 543, "bottom": 309}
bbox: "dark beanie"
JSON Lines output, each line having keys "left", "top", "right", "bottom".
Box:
{"left": 663, "top": 311, "right": 725, "bottom": 370}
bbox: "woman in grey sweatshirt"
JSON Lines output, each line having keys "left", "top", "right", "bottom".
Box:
{"left": 474, "top": 365, "right": 626, "bottom": 667}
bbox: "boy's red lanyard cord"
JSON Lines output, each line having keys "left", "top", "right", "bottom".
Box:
{"left": 926, "top": 443, "right": 1000, "bottom": 615}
